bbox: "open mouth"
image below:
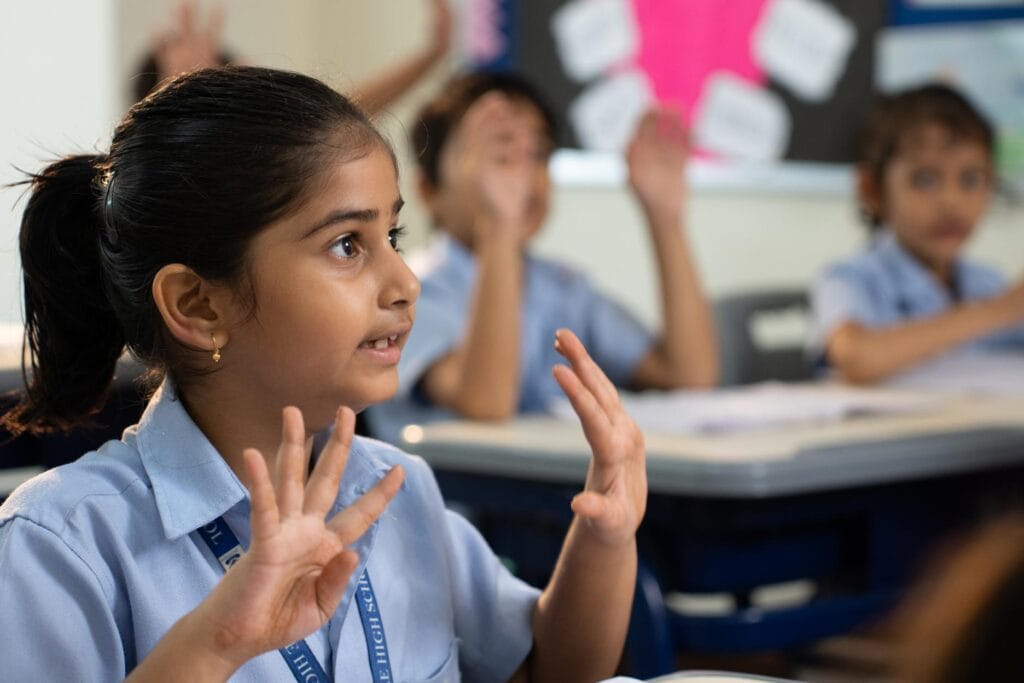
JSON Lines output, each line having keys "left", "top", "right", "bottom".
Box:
{"left": 359, "top": 334, "right": 398, "bottom": 350}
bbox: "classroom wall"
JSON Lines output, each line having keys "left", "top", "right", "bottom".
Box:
{"left": 0, "top": 0, "right": 118, "bottom": 324}
{"left": 3, "top": 3, "right": 1021, "bottom": 330}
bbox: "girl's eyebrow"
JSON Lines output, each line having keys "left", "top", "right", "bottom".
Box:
{"left": 302, "top": 197, "right": 404, "bottom": 239}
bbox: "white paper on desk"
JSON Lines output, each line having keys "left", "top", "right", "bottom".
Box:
{"left": 752, "top": 0, "right": 856, "bottom": 102}
{"left": 550, "top": 383, "right": 942, "bottom": 435}
{"left": 551, "top": 0, "right": 639, "bottom": 83}
{"left": 885, "top": 352, "right": 1024, "bottom": 397}
{"left": 569, "top": 69, "right": 653, "bottom": 152}
{"left": 693, "top": 72, "right": 791, "bottom": 162}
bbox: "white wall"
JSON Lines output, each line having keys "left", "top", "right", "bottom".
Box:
{"left": 0, "top": 0, "right": 118, "bottom": 323}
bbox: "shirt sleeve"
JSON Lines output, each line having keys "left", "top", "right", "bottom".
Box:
{"left": 444, "top": 509, "right": 540, "bottom": 682}
{"left": 0, "top": 517, "right": 126, "bottom": 680}
{"left": 576, "top": 276, "right": 655, "bottom": 386}
{"left": 808, "top": 268, "right": 877, "bottom": 361}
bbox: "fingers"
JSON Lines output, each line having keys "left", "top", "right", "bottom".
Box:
{"left": 275, "top": 406, "right": 309, "bottom": 518}
{"left": 553, "top": 363, "right": 610, "bottom": 448}
{"left": 328, "top": 466, "right": 405, "bottom": 546}
{"left": 303, "top": 407, "right": 355, "bottom": 517}
{"left": 571, "top": 491, "right": 612, "bottom": 521}
{"left": 206, "top": 4, "right": 226, "bottom": 43}
{"left": 243, "top": 447, "right": 279, "bottom": 542}
{"left": 315, "top": 549, "right": 360, "bottom": 618}
{"left": 554, "top": 329, "right": 621, "bottom": 419}
{"left": 176, "top": 0, "right": 195, "bottom": 37}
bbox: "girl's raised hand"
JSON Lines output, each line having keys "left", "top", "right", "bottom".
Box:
{"left": 552, "top": 329, "right": 647, "bottom": 547}
{"left": 193, "top": 406, "right": 404, "bottom": 669}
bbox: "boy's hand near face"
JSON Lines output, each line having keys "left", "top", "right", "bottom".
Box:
{"left": 626, "top": 108, "right": 689, "bottom": 231}
{"left": 439, "top": 93, "right": 536, "bottom": 249}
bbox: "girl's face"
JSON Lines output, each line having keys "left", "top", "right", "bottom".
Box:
{"left": 871, "top": 123, "right": 994, "bottom": 272}
{"left": 225, "top": 146, "right": 419, "bottom": 428}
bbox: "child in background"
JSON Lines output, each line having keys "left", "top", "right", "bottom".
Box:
{"left": 134, "top": 0, "right": 452, "bottom": 114}
{"left": 809, "top": 83, "right": 1024, "bottom": 382}
{"left": 366, "top": 73, "right": 718, "bottom": 443}
{"left": 0, "top": 67, "right": 648, "bottom": 682}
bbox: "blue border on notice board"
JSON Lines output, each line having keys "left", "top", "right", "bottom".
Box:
{"left": 889, "top": 0, "right": 1024, "bottom": 26}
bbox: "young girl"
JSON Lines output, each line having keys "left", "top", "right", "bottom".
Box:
{"left": 809, "top": 83, "right": 1024, "bottom": 382}
{"left": 0, "top": 67, "right": 648, "bottom": 682}
{"left": 366, "top": 73, "right": 718, "bottom": 443}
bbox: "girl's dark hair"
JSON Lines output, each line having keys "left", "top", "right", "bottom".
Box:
{"left": 412, "top": 71, "right": 558, "bottom": 188}
{"left": 858, "top": 82, "right": 994, "bottom": 227}
{"left": 8, "top": 66, "right": 389, "bottom": 435}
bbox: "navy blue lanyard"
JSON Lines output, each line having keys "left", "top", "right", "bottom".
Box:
{"left": 196, "top": 517, "right": 393, "bottom": 682}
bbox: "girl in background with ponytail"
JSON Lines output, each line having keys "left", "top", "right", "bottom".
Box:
{"left": 0, "top": 67, "right": 648, "bottom": 683}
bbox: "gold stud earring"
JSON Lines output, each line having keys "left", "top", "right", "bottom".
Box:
{"left": 211, "top": 334, "right": 221, "bottom": 363}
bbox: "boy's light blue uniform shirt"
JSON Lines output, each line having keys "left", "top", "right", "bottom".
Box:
{"left": 367, "top": 235, "right": 654, "bottom": 443}
{"left": 809, "top": 230, "right": 1024, "bottom": 366}
{"left": 0, "top": 381, "right": 539, "bottom": 681}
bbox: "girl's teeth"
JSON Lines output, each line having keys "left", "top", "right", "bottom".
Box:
{"left": 373, "top": 338, "right": 388, "bottom": 349}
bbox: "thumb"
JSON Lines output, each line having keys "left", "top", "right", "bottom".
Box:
{"left": 571, "top": 491, "right": 610, "bottom": 520}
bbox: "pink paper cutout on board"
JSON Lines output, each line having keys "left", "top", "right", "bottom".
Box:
{"left": 631, "top": 0, "right": 769, "bottom": 122}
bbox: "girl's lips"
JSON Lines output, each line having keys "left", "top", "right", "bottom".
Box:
{"left": 358, "top": 335, "right": 401, "bottom": 364}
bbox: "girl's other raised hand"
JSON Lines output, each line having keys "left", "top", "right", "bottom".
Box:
{"left": 552, "top": 329, "right": 647, "bottom": 547}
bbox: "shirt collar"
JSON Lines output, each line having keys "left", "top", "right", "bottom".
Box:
{"left": 136, "top": 380, "right": 395, "bottom": 541}
{"left": 874, "top": 229, "right": 965, "bottom": 306}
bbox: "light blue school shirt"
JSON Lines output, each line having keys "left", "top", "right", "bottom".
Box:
{"left": 809, "top": 230, "right": 1024, "bottom": 366}
{"left": 366, "top": 235, "right": 654, "bottom": 443}
{"left": 0, "top": 381, "right": 539, "bottom": 682}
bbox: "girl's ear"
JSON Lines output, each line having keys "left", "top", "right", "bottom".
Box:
{"left": 151, "top": 264, "right": 234, "bottom": 355}
{"left": 856, "top": 164, "right": 883, "bottom": 225}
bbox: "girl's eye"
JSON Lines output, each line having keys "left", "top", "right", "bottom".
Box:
{"left": 330, "top": 234, "right": 358, "bottom": 259}
{"left": 910, "top": 167, "right": 939, "bottom": 190}
{"left": 389, "top": 226, "right": 407, "bottom": 252}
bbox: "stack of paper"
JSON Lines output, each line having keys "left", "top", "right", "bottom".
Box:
{"left": 550, "top": 382, "right": 942, "bottom": 435}
{"left": 884, "top": 352, "right": 1024, "bottom": 398}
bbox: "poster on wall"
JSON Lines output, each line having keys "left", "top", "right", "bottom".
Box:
{"left": 458, "top": 0, "right": 1024, "bottom": 192}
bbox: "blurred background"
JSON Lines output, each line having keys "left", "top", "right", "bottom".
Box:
{"left": 2, "top": 0, "right": 1021, "bottom": 335}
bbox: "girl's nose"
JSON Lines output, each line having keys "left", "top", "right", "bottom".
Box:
{"left": 381, "top": 249, "right": 420, "bottom": 310}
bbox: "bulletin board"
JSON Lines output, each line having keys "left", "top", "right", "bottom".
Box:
{"left": 460, "top": 0, "right": 1024, "bottom": 191}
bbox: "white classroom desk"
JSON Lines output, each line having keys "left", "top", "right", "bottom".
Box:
{"left": 401, "top": 395, "right": 1024, "bottom": 498}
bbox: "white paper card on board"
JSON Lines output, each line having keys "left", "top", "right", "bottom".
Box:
{"left": 694, "top": 72, "right": 791, "bottom": 162}
{"left": 569, "top": 70, "right": 653, "bottom": 152}
{"left": 552, "top": 0, "right": 639, "bottom": 83}
{"left": 753, "top": 0, "right": 857, "bottom": 102}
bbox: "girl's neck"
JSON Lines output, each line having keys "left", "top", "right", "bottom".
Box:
{"left": 179, "top": 380, "right": 314, "bottom": 483}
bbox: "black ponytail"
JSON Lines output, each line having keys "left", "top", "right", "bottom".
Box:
{"left": 6, "top": 155, "right": 124, "bottom": 434}
{"left": 6, "top": 66, "right": 389, "bottom": 435}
